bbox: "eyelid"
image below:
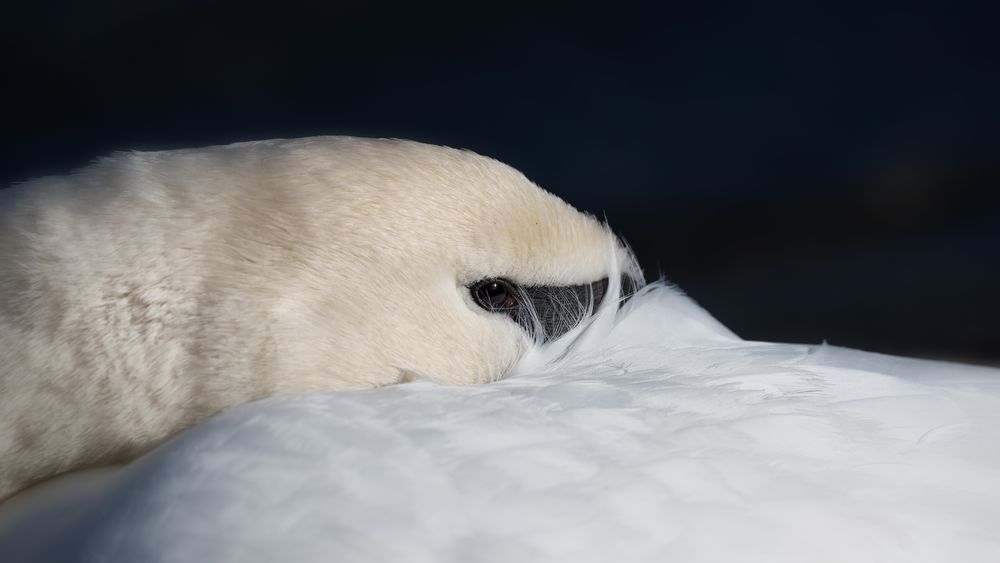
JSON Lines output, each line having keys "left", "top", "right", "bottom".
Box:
{"left": 470, "top": 278, "right": 519, "bottom": 312}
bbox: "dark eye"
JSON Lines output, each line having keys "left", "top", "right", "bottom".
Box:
{"left": 470, "top": 278, "right": 520, "bottom": 311}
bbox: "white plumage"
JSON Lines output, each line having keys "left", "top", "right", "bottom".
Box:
{"left": 2, "top": 283, "right": 998, "bottom": 562}
{"left": 0, "top": 137, "right": 628, "bottom": 499}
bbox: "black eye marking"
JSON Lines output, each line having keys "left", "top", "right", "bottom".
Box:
{"left": 470, "top": 278, "right": 520, "bottom": 312}
{"left": 468, "top": 275, "right": 639, "bottom": 343}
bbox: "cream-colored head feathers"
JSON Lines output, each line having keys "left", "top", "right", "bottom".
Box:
{"left": 0, "top": 136, "right": 637, "bottom": 501}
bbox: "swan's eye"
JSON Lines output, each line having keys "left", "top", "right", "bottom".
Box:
{"left": 471, "top": 279, "right": 520, "bottom": 311}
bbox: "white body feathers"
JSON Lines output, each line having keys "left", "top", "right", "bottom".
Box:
{"left": 1, "top": 285, "right": 998, "bottom": 562}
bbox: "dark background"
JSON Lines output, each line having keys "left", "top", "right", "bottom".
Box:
{"left": 3, "top": 2, "right": 997, "bottom": 364}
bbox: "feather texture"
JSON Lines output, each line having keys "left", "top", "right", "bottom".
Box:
{"left": 1, "top": 283, "right": 997, "bottom": 562}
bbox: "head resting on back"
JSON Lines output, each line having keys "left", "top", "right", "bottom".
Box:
{"left": 244, "top": 137, "right": 641, "bottom": 389}
{"left": 0, "top": 135, "right": 642, "bottom": 501}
